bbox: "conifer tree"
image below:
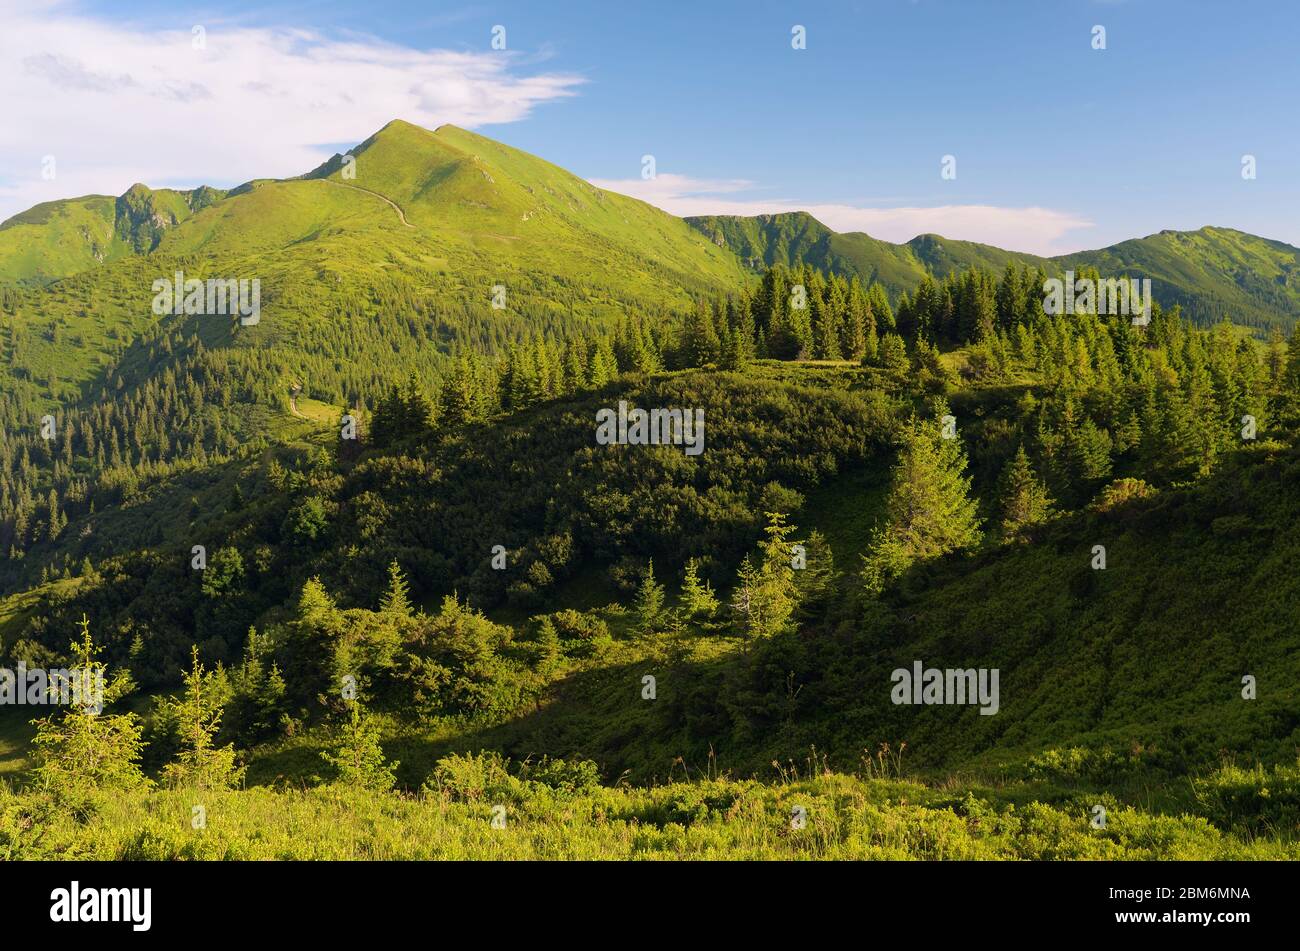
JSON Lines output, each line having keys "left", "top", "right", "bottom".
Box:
{"left": 792, "top": 529, "right": 837, "bottom": 617}
{"left": 677, "top": 557, "right": 719, "bottom": 621}
{"left": 862, "top": 409, "right": 982, "bottom": 595}
{"left": 162, "top": 645, "right": 245, "bottom": 790}
{"left": 732, "top": 513, "right": 800, "bottom": 639}
{"left": 379, "top": 559, "right": 413, "bottom": 618}
{"left": 229, "top": 627, "right": 288, "bottom": 745}
{"left": 321, "top": 697, "right": 397, "bottom": 792}
{"left": 31, "top": 614, "right": 148, "bottom": 799}
{"left": 682, "top": 301, "right": 722, "bottom": 367}
{"left": 996, "top": 446, "right": 1053, "bottom": 541}
{"left": 634, "top": 558, "right": 667, "bottom": 634}
{"left": 874, "top": 333, "right": 910, "bottom": 385}
{"left": 589, "top": 339, "right": 619, "bottom": 388}
{"left": 729, "top": 554, "right": 760, "bottom": 637}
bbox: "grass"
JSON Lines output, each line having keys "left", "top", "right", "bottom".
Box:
{"left": 4, "top": 759, "right": 1294, "bottom": 860}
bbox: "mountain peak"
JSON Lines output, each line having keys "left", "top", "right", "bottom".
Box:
{"left": 369, "top": 118, "right": 470, "bottom": 139}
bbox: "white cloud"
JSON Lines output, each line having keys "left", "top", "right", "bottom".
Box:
{"left": 0, "top": 1, "right": 583, "bottom": 221}
{"left": 591, "top": 175, "right": 1094, "bottom": 256}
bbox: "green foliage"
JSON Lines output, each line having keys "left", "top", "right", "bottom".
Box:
{"left": 997, "top": 446, "right": 1053, "bottom": 541}
{"left": 398, "top": 595, "right": 529, "bottom": 721}
{"left": 633, "top": 559, "right": 667, "bottom": 634}
{"left": 225, "top": 628, "right": 289, "bottom": 746}
{"left": 378, "top": 560, "right": 413, "bottom": 618}
{"left": 862, "top": 407, "right": 982, "bottom": 595}
{"left": 731, "top": 512, "right": 800, "bottom": 639}
{"left": 159, "top": 646, "right": 245, "bottom": 790}
{"left": 1192, "top": 760, "right": 1300, "bottom": 837}
{"left": 4, "top": 134, "right": 1300, "bottom": 861}
{"left": 321, "top": 698, "right": 397, "bottom": 792}
{"left": 29, "top": 615, "right": 147, "bottom": 801}
{"left": 0, "top": 768, "right": 1294, "bottom": 860}
{"left": 201, "top": 547, "right": 245, "bottom": 599}
{"left": 677, "top": 557, "right": 719, "bottom": 623}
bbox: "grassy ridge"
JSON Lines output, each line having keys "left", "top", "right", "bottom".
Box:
{"left": 4, "top": 762, "right": 1295, "bottom": 860}
{"left": 690, "top": 212, "right": 1300, "bottom": 330}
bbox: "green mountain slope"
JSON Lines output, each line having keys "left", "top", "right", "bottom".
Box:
{"left": 689, "top": 211, "right": 1045, "bottom": 299}
{"left": 0, "top": 121, "right": 743, "bottom": 311}
{"left": 0, "top": 185, "right": 224, "bottom": 284}
{"left": 295, "top": 120, "right": 746, "bottom": 299}
{"left": 1065, "top": 226, "right": 1300, "bottom": 329}
{"left": 688, "top": 212, "right": 1300, "bottom": 330}
{"left": 0, "top": 119, "right": 756, "bottom": 443}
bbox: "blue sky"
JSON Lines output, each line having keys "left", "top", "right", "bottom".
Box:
{"left": 2, "top": 0, "right": 1297, "bottom": 254}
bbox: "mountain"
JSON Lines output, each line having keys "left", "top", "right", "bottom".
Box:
{"left": 0, "top": 120, "right": 754, "bottom": 427}
{"left": 0, "top": 121, "right": 743, "bottom": 310}
{"left": 1065, "top": 226, "right": 1300, "bottom": 330}
{"left": 688, "top": 212, "right": 1300, "bottom": 330}
{"left": 3, "top": 122, "right": 1300, "bottom": 862}
{"left": 6, "top": 120, "right": 1300, "bottom": 346}
{"left": 688, "top": 211, "right": 1046, "bottom": 299}
{"left": 0, "top": 184, "right": 225, "bottom": 283}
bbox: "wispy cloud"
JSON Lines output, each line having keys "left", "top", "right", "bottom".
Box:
{"left": 590, "top": 174, "right": 1094, "bottom": 256}
{"left": 0, "top": 1, "right": 583, "bottom": 221}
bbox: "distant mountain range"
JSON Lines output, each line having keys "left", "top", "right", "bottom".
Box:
{"left": 687, "top": 212, "right": 1300, "bottom": 330}
{"left": 3, "top": 119, "right": 1300, "bottom": 331}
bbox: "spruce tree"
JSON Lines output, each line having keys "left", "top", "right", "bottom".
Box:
{"left": 792, "top": 529, "right": 836, "bottom": 617}
{"left": 731, "top": 514, "right": 800, "bottom": 639}
{"left": 677, "top": 557, "right": 719, "bottom": 622}
{"left": 634, "top": 559, "right": 667, "bottom": 634}
{"left": 321, "top": 698, "right": 397, "bottom": 791}
{"left": 162, "top": 646, "right": 245, "bottom": 790}
{"left": 31, "top": 614, "right": 148, "bottom": 800}
{"left": 379, "top": 560, "right": 413, "bottom": 618}
{"left": 862, "top": 409, "right": 982, "bottom": 595}
{"left": 996, "top": 446, "right": 1053, "bottom": 541}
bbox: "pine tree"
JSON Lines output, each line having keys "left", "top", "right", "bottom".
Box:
{"left": 874, "top": 333, "right": 910, "bottom": 385}
{"left": 862, "top": 409, "right": 983, "bottom": 595}
{"left": 996, "top": 446, "right": 1053, "bottom": 541}
{"left": 379, "top": 559, "right": 413, "bottom": 618}
{"left": 729, "top": 554, "right": 760, "bottom": 636}
{"left": 792, "top": 529, "right": 836, "bottom": 617}
{"left": 229, "top": 627, "right": 288, "bottom": 745}
{"left": 589, "top": 339, "right": 619, "bottom": 388}
{"left": 161, "top": 645, "right": 245, "bottom": 790}
{"left": 731, "top": 513, "right": 800, "bottom": 639}
{"left": 682, "top": 301, "right": 721, "bottom": 367}
{"left": 677, "top": 557, "right": 719, "bottom": 621}
{"left": 1281, "top": 322, "right": 1300, "bottom": 416}
{"left": 441, "top": 357, "right": 479, "bottom": 429}
{"left": 31, "top": 614, "right": 148, "bottom": 799}
{"left": 321, "top": 698, "right": 397, "bottom": 791}
{"left": 634, "top": 559, "right": 667, "bottom": 634}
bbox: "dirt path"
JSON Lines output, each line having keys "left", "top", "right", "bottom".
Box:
{"left": 288, "top": 396, "right": 307, "bottom": 419}
{"left": 319, "top": 179, "right": 415, "bottom": 228}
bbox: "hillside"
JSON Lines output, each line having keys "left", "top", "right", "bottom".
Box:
{"left": 0, "top": 120, "right": 754, "bottom": 443}
{"left": 690, "top": 211, "right": 1045, "bottom": 301}
{"left": 0, "top": 185, "right": 224, "bottom": 284}
{"left": 2, "top": 120, "right": 1299, "bottom": 863}
{"left": 689, "top": 212, "right": 1300, "bottom": 331}
{"left": 0, "top": 121, "right": 743, "bottom": 313}
{"left": 3, "top": 348, "right": 1299, "bottom": 859}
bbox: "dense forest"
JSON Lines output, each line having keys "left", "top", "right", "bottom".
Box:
{"left": 3, "top": 246, "right": 1300, "bottom": 859}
